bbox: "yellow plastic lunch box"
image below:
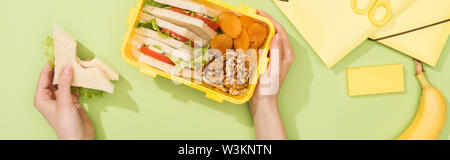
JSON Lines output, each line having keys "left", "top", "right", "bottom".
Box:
{"left": 121, "top": 0, "right": 275, "bottom": 104}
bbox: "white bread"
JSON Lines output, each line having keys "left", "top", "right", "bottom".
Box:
{"left": 144, "top": 6, "right": 217, "bottom": 40}
{"left": 52, "top": 25, "right": 117, "bottom": 93}
{"left": 133, "top": 34, "right": 192, "bottom": 62}
{"left": 79, "top": 58, "right": 119, "bottom": 81}
{"left": 140, "top": 13, "right": 208, "bottom": 47}
{"left": 131, "top": 45, "right": 202, "bottom": 80}
{"left": 154, "top": 0, "right": 222, "bottom": 18}
{"left": 135, "top": 28, "right": 194, "bottom": 54}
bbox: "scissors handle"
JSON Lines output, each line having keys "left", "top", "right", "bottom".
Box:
{"left": 368, "top": 0, "right": 391, "bottom": 26}
{"left": 351, "top": 0, "right": 377, "bottom": 14}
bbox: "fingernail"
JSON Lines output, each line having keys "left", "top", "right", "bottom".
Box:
{"left": 63, "top": 65, "right": 72, "bottom": 75}
{"left": 272, "top": 33, "right": 279, "bottom": 40}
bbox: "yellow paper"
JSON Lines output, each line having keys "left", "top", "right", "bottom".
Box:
{"left": 347, "top": 64, "right": 404, "bottom": 96}
{"left": 372, "top": 0, "right": 450, "bottom": 39}
{"left": 371, "top": 0, "right": 450, "bottom": 66}
{"left": 273, "top": 0, "right": 414, "bottom": 68}
{"left": 378, "top": 22, "right": 450, "bottom": 66}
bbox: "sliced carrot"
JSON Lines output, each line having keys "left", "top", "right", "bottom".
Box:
{"left": 234, "top": 28, "right": 250, "bottom": 51}
{"left": 211, "top": 34, "right": 233, "bottom": 54}
{"left": 218, "top": 11, "right": 242, "bottom": 38}
{"left": 248, "top": 22, "right": 268, "bottom": 49}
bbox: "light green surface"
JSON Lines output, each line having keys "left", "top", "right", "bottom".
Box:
{"left": 0, "top": 0, "right": 449, "bottom": 140}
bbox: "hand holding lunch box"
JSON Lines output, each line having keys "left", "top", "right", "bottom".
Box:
{"left": 34, "top": 0, "right": 290, "bottom": 140}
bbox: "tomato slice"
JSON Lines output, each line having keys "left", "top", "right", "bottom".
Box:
{"left": 169, "top": 8, "right": 188, "bottom": 16}
{"left": 161, "top": 28, "right": 195, "bottom": 47}
{"left": 194, "top": 15, "right": 220, "bottom": 31}
{"left": 169, "top": 7, "right": 220, "bottom": 31}
{"left": 140, "top": 46, "right": 175, "bottom": 65}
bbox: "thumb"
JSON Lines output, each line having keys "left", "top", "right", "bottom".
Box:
{"left": 57, "top": 65, "right": 74, "bottom": 105}
{"left": 267, "top": 33, "right": 281, "bottom": 73}
{"left": 270, "top": 33, "right": 281, "bottom": 51}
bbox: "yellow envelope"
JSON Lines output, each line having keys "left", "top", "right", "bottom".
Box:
{"left": 377, "top": 22, "right": 450, "bottom": 66}
{"left": 371, "top": 0, "right": 450, "bottom": 66}
{"left": 273, "top": 0, "right": 414, "bottom": 68}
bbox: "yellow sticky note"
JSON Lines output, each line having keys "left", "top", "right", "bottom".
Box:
{"left": 347, "top": 64, "right": 404, "bottom": 96}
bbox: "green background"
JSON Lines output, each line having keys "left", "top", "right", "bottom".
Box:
{"left": 1, "top": 0, "right": 449, "bottom": 140}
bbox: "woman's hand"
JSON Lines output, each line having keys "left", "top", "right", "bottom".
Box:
{"left": 34, "top": 63, "right": 94, "bottom": 140}
{"left": 251, "top": 10, "right": 296, "bottom": 105}
{"left": 248, "top": 11, "right": 296, "bottom": 140}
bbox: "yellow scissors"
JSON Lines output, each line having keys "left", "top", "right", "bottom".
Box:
{"left": 351, "top": 0, "right": 392, "bottom": 26}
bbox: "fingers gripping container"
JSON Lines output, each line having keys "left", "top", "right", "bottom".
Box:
{"left": 121, "top": 0, "right": 275, "bottom": 104}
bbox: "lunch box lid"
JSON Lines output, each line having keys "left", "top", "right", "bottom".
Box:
{"left": 121, "top": 0, "right": 275, "bottom": 104}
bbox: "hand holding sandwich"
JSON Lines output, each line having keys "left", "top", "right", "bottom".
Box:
{"left": 34, "top": 63, "right": 94, "bottom": 140}
{"left": 34, "top": 25, "right": 118, "bottom": 140}
{"left": 249, "top": 11, "right": 296, "bottom": 140}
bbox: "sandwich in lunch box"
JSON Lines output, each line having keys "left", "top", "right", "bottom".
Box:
{"left": 132, "top": 0, "right": 269, "bottom": 96}
{"left": 144, "top": 0, "right": 221, "bottom": 40}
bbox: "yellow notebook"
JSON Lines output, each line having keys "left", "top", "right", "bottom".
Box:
{"left": 273, "top": 0, "right": 414, "bottom": 68}
{"left": 346, "top": 64, "right": 405, "bottom": 96}
{"left": 371, "top": 0, "right": 450, "bottom": 66}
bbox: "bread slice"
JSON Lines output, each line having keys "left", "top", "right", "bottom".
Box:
{"left": 79, "top": 58, "right": 119, "bottom": 81}
{"left": 52, "top": 25, "right": 117, "bottom": 93}
{"left": 154, "top": 0, "right": 222, "bottom": 18}
{"left": 140, "top": 13, "right": 209, "bottom": 47}
{"left": 144, "top": 6, "right": 217, "bottom": 41}
{"left": 135, "top": 28, "right": 194, "bottom": 54}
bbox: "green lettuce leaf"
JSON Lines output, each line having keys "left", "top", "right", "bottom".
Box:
{"left": 151, "top": 18, "right": 159, "bottom": 31}
{"left": 138, "top": 18, "right": 158, "bottom": 31}
{"left": 145, "top": 0, "right": 169, "bottom": 8}
{"left": 139, "top": 18, "right": 173, "bottom": 39}
{"left": 56, "top": 86, "right": 105, "bottom": 99}
{"left": 43, "top": 37, "right": 55, "bottom": 67}
{"left": 153, "top": 44, "right": 162, "bottom": 50}
{"left": 72, "top": 87, "right": 105, "bottom": 99}
{"left": 208, "top": 16, "right": 219, "bottom": 22}
{"left": 184, "top": 40, "right": 192, "bottom": 47}
{"left": 157, "top": 30, "right": 170, "bottom": 39}
{"left": 79, "top": 88, "right": 104, "bottom": 99}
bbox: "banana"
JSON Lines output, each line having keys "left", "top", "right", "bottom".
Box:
{"left": 397, "top": 60, "right": 447, "bottom": 140}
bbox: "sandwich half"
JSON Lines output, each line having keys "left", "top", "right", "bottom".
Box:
{"left": 52, "top": 24, "right": 118, "bottom": 94}
{"left": 144, "top": 0, "right": 222, "bottom": 41}
{"left": 138, "top": 13, "right": 209, "bottom": 49}
{"left": 133, "top": 34, "right": 208, "bottom": 76}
